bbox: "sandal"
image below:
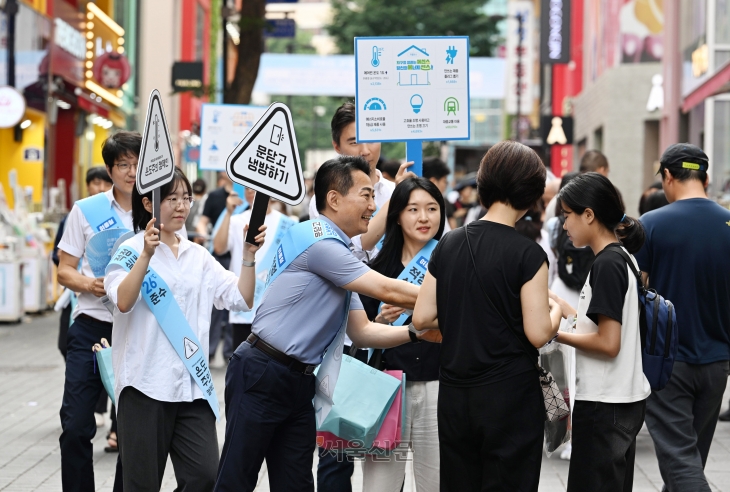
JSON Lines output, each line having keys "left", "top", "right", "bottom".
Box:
{"left": 104, "top": 432, "right": 118, "bottom": 453}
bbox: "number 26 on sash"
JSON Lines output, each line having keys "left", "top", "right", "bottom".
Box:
{"left": 143, "top": 276, "right": 158, "bottom": 295}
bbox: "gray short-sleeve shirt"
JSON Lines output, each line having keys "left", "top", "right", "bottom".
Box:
{"left": 252, "top": 215, "right": 369, "bottom": 365}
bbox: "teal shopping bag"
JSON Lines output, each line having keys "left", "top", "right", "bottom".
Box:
{"left": 95, "top": 347, "right": 116, "bottom": 406}
{"left": 316, "top": 355, "right": 401, "bottom": 448}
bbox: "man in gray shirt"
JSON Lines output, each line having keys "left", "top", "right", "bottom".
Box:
{"left": 214, "top": 156, "right": 439, "bottom": 491}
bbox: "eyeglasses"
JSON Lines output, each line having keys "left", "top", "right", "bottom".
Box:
{"left": 115, "top": 162, "right": 138, "bottom": 173}
{"left": 164, "top": 196, "right": 195, "bottom": 208}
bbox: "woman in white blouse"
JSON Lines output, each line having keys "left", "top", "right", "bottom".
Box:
{"left": 105, "top": 168, "right": 265, "bottom": 491}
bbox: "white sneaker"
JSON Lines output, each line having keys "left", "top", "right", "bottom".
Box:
{"left": 95, "top": 412, "right": 105, "bottom": 428}
{"left": 560, "top": 442, "right": 572, "bottom": 460}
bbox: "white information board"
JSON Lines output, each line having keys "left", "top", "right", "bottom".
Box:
{"left": 226, "top": 102, "right": 305, "bottom": 206}
{"left": 354, "top": 36, "right": 470, "bottom": 142}
{"left": 200, "top": 103, "right": 267, "bottom": 171}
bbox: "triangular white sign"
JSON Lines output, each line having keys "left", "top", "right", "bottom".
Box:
{"left": 184, "top": 337, "right": 199, "bottom": 359}
{"left": 226, "top": 102, "right": 305, "bottom": 206}
{"left": 137, "top": 89, "right": 175, "bottom": 194}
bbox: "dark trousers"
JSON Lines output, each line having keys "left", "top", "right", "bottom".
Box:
{"left": 209, "top": 307, "right": 233, "bottom": 359}
{"left": 116, "top": 386, "right": 219, "bottom": 491}
{"left": 645, "top": 361, "right": 730, "bottom": 492}
{"left": 316, "top": 347, "right": 370, "bottom": 492}
{"left": 215, "top": 342, "right": 316, "bottom": 492}
{"left": 568, "top": 399, "right": 647, "bottom": 492}
{"left": 438, "top": 371, "right": 544, "bottom": 491}
{"left": 59, "top": 315, "right": 113, "bottom": 492}
{"left": 59, "top": 302, "right": 72, "bottom": 359}
{"left": 231, "top": 323, "right": 252, "bottom": 354}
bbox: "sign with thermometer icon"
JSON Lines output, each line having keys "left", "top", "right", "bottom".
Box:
{"left": 354, "top": 36, "right": 471, "bottom": 145}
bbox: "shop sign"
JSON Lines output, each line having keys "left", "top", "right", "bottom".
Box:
{"left": 84, "top": 2, "right": 126, "bottom": 107}
{"left": 540, "top": 0, "right": 570, "bottom": 64}
{"left": 505, "top": 1, "right": 535, "bottom": 115}
{"left": 23, "top": 147, "right": 43, "bottom": 161}
{"left": 171, "top": 61, "right": 204, "bottom": 92}
{"left": 0, "top": 86, "right": 26, "bottom": 128}
{"left": 692, "top": 44, "right": 709, "bottom": 78}
{"left": 54, "top": 18, "right": 86, "bottom": 60}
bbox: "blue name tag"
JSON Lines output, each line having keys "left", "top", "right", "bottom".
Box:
{"left": 417, "top": 256, "right": 429, "bottom": 270}
{"left": 97, "top": 217, "right": 118, "bottom": 232}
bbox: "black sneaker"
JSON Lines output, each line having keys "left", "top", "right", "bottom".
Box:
{"left": 719, "top": 409, "right": 730, "bottom": 421}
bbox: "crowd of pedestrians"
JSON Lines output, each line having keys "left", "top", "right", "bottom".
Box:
{"left": 54, "top": 100, "right": 730, "bottom": 492}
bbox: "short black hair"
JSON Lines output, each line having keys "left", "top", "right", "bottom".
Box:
{"left": 477, "top": 141, "right": 546, "bottom": 211}
{"left": 379, "top": 159, "right": 401, "bottom": 179}
{"left": 331, "top": 102, "right": 356, "bottom": 147}
{"left": 131, "top": 168, "right": 193, "bottom": 233}
{"left": 314, "top": 156, "right": 371, "bottom": 213}
{"left": 661, "top": 166, "right": 708, "bottom": 183}
{"left": 579, "top": 150, "right": 609, "bottom": 173}
{"left": 192, "top": 178, "right": 207, "bottom": 195}
{"left": 85, "top": 166, "right": 112, "bottom": 185}
{"left": 422, "top": 157, "right": 450, "bottom": 180}
{"left": 101, "top": 131, "right": 142, "bottom": 168}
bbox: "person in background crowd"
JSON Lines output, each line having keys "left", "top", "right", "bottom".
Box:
{"left": 544, "top": 151, "right": 611, "bottom": 226}
{"left": 57, "top": 131, "right": 141, "bottom": 491}
{"left": 213, "top": 185, "right": 297, "bottom": 351}
{"left": 53, "top": 167, "right": 113, "bottom": 360}
{"left": 360, "top": 177, "right": 446, "bottom": 491}
{"left": 452, "top": 173, "right": 478, "bottom": 227}
{"left": 634, "top": 144, "right": 730, "bottom": 491}
{"left": 515, "top": 202, "right": 557, "bottom": 287}
{"left": 214, "top": 156, "right": 439, "bottom": 491}
{"left": 552, "top": 173, "right": 650, "bottom": 492}
{"left": 106, "top": 167, "right": 265, "bottom": 491}
{"left": 380, "top": 159, "right": 403, "bottom": 183}
{"left": 542, "top": 178, "right": 561, "bottom": 222}
{"left": 297, "top": 171, "right": 315, "bottom": 221}
{"left": 52, "top": 167, "right": 117, "bottom": 451}
{"left": 198, "top": 171, "right": 235, "bottom": 362}
{"left": 642, "top": 190, "right": 669, "bottom": 214}
{"left": 306, "top": 102, "right": 414, "bottom": 492}
{"left": 638, "top": 182, "right": 664, "bottom": 216}
{"left": 422, "top": 157, "right": 454, "bottom": 232}
{"left": 186, "top": 178, "right": 207, "bottom": 244}
{"left": 413, "top": 141, "right": 563, "bottom": 490}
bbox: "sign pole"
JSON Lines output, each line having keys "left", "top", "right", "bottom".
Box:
{"left": 245, "top": 192, "right": 270, "bottom": 245}
{"left": 406, "top": 140, "right": 423, "bottom": 177}
{"left": 152, "top": 188, "right": 161, "bottom": 230}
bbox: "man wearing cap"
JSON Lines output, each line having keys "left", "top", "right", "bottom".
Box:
{"left": 634, "top": 143, "right": 730, "bottom": 492}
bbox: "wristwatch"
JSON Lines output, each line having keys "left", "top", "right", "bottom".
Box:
{"left": 241, "top": 259, "right": 255, "bottom": 267}
{"left": 408, "top": 323, "right": 420, "bottom": 343}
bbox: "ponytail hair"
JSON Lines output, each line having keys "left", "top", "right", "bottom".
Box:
{"left": 557, "top": 172, "right": 646, "bottom": 253}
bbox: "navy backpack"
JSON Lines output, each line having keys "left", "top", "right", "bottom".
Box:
{"left": 606, "top": 245, "right": 679, "bottom": 391}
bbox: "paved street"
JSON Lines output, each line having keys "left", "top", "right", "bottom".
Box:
{"left": 1, "top": 311, "right": 730, "bottom": 491}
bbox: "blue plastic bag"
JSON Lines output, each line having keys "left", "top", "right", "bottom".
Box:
{"left": 95, "top": 347, "right": 116, "bottom": 406}
{"left": 316, "top": 355, "right": 401, "bottom": 448}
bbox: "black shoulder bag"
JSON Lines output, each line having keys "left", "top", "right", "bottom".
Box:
{"left": 464, "top": 224, "right": 569, "bottom": 422}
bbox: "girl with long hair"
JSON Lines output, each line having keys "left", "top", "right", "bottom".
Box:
{"left": 551, "top": 172, "right": 651, "bottom": 491}
{"left": 360, "top": 177, "right": 445, "bottom": 491}
{"left": 104, "top": 168, "right": 265, "bottom": 490}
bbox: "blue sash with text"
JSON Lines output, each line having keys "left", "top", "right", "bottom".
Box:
{"left": 76, "top": 192, "right": 125, "bottom": 233}
{"left": 106, "top": 245, "right": 220, "bottom": 420}
{"left": 263, "top": 219, "right": 351, "bottom": 425}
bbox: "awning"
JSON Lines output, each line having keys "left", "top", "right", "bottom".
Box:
{"left": 682, "top": 59, "right": 730, "bottom": 113}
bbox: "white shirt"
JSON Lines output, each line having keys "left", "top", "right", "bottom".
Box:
{"left": 574, "top": 247, "right": 651, "bottom": 403}
{"left": 58, "top": 188, "right": 134, "bottom": 323}
{"left": 224, "top": 208, "right": 287, "bottom": 324}
{"left": 105, "top": 232, "right": 250, "bottom": 404}
{"left": 309, "top": 169, "right": 395, "bottom": 261}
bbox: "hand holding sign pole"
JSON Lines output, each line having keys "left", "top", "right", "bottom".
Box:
{"left": 226, "top": 102, "right": 305, "bottom": 245}
{"left": 137, "top": 89, "right": 175, "bottom": 229}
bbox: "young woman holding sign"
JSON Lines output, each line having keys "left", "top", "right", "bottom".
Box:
{"left": 104, "top": 168, "right": 265, "bottom": 490}
{"left": 359, "top": 177, "right": 445, "bottom": 491}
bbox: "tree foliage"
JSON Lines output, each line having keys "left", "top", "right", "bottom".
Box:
{"left": 327, "top": 0, "right": 501, "bottom": 56}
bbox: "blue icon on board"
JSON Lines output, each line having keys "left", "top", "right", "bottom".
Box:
{"left": 371, "top": 46, "right": 383, "bottom": 67}
{"left": 364, "top": 97, "right": 387, "bottom": 110}
{"left": 446, "top": 46, "right": 458, "bottom": 64}
{"left": 410, "top": 94, "right": 424, "bottom": 114}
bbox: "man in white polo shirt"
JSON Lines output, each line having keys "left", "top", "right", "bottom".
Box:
{"left": 57, "top": 131, "right": 139, "bottom": 492}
